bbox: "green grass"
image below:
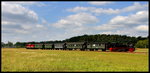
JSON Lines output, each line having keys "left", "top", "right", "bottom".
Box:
{"left": 1, "top": 48, "right": 149, "bottom": 72}
{"left": 134, "top": 48, "right": 149, "bottom": 52}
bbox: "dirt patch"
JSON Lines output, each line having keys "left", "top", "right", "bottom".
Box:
{"left": 99, "top": 51, "right": 148, "bottom": 54}
{"left": 130, "top": 52, "right": 148, "bottom": 54}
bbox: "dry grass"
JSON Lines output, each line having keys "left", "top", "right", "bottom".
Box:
{"left": 1, "top": 48, "right": 149, "bottom": 72}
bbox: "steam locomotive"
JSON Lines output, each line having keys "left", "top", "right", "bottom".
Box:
{"left": 26, "top": 42, "right": 135, "bottom": 52}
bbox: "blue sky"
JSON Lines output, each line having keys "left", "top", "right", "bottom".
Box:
{"left": 2, "top": 1, "right": 149, "bottom": 43}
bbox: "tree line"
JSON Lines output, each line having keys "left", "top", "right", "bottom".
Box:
{"left": 1, "top": 34, "right": 149, "bottom": 48}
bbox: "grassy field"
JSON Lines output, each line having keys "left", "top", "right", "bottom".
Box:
{"left": 1, "top": 48, "right": 149, "bottom": 72}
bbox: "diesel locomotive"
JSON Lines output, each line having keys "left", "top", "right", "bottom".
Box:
{"left": 26, "top": 42, "right": 135, "bottom": 52}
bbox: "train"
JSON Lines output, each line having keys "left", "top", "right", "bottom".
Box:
{"left": 26, "top": 42, "right": 135, "bottom": 52}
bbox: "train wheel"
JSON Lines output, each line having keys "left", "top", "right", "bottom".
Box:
{"left": 102, "top": 49, "right": 106, "bottom": 51}
{"left": 117, "top": 49, "right": 122, "bottom": 52}
{"left": 95, "top": 49, "right": 98, "bottom": 51}
{"left": 122, "top": 49, "right": 127, "bottom": 52}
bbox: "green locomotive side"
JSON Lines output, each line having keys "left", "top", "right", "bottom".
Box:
{"left": 34, "top": 44, "right": 43, "bottom": 49}
{"left": 87, "top": 43, "right": 105, "bottom": 49}
{"left": 44, "top": 44, "right": 53, "bottom": 48}
{"left": 54, "top": 43, "right": 64, "bottom": 48}
{"left": 67, "top": 44, "right": 83, "bottom": 48}
{"left": 67, "top": 42, "right": 84, "bottom": 49}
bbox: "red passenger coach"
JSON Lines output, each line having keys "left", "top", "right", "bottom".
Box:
{"left": 26, "top": 44, "right": 30, "bottom": 49}
{"left": 30, "top": 44, "right": 35, "bottom": 48}
{"left": 26, "top": 44, "right": 35, "bottom": 49}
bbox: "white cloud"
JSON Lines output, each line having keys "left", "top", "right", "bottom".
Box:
{"left": 94, "top": 10, "right": 148, "bottom": 37}
{"left": 68, "top": 2, "right": 148, "bottom": 15}
{"left": 94, "top": 24, "right": 117, "bottom": 30}
{"left": 2, "top": 21, "right": 16, "bottom": 25}
{"left": 100, "top": 29, "right": 134, "bottom": 36}
{"left": 2, "top": 2, "right": 46, "bottom": 35}
{"left": 36, "top": 24, "right": 45, "bottom": 28}
{"left": 54, "top": 8, "right": 149, "bottom": 38}
{"left": 2, "top": 1, "right": 46, "bottom": 7}
{"left": 51, "top": 12, "right": 100, "bottom": 40}
{"left": 135, "top": 25, "right": 149, "bottom": 31}
{"left": 67, "top": 6, "right": 120, "bottom": 14}
{"left": 95, "top": 10, "right": 148, "bottom": 30}
{"left": 88, "top": 1, "right": 113, "bottom": 5}
{"left": 2, "top": 2, "right": 38, "bottom": 24}
{"left": 121, "top": 2, "right": 148, "bottom": 12}
{"left": 67, "top": 6, "right": 92, "bottom": 12}
{"left": 100, "top": 27, "right": 148, "bottom": 37}
{"left": 32, "top": 35, "right": 37, "bottom": 38}
{"left": 41, "top": 19, "right": 48, "bottom": 24}
{"left": 130, "top": 10, "right": 148, "bottom": 24}
{"left": 2, "top": 2, "right": 149, "bottom": 43}
{"left": 52, "top": 12, "right": 99, "bottom": 28}
{"left": 21, "top": 25, "right": 32, "bottom": 30}
{"left": 91, "top": 8, "right": 120, "bottom": 14}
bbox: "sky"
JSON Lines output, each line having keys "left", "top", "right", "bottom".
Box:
{"left": 1, "top": 1, "right": 149, "bottom": 43}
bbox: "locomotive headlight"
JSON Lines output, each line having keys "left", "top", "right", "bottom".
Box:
{"left": 93, "top": 44, "right": 95, "bottom": 46}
